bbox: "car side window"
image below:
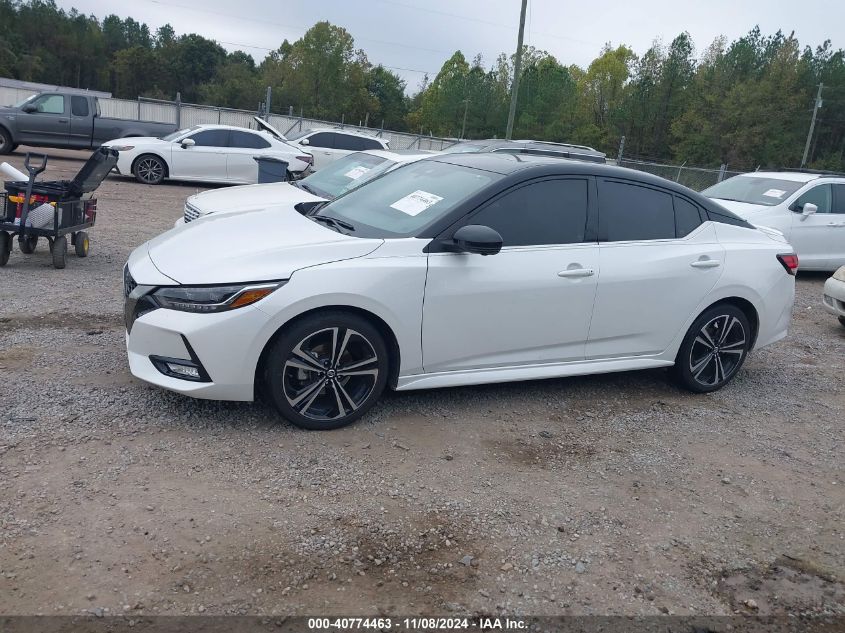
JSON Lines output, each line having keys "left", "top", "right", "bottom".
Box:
{"left": 228, "top": 130, "right": 271, "bottom": 149}
{"left": 333, "top": 134, "right": 365, "bottom": 151}
{"left": 832, "top": 184, "right": 845, "bottom": 214}
{"left": 32, "top": 94, "right": 65, "bottom": 114}
{"left": 674, "top": 196, "right": 704, "bottom": 237}
{"left": 795, "top": 184, "right": 833, "bottom": 213}
{"left": 599, "top": 180, "right": 675, "bottom": 242}
{"left": 71, "top": 96, "right": 89, "bottom": 117}
{"left": 467, "top": 178, "right": 589, "bottom": 247}
{"left": 307, "top": 132, "right": 335, "bottom": 149}
{"left": 188, "top": 129, "right": 230, "bottom": 147}
{"left": 360, "top": 137, "right": 384, "bottom": 151}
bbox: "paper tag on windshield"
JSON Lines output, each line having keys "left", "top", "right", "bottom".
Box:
{"left": 390, "top": 190, "right": 443, "bottom": 216}
{"left": 344, "top": 166, "right": 370, "bottom": 180}
{"left": 762, "top": 189, "right": 786, "bottom": 198}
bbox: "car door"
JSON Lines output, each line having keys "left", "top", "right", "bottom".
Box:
{"left": 68, "top": 96, "right": 92, "bottom": 149}
{"left": 790, "top": 184, "right": 845, "bottom": 269}
{"left": 16, "top": 94, "right": 70, "bottom": 146}
{"left": 423, "top": 177, "right": 599, "bottom": 373}
{"left": 300, "top": 132, "right": 339, "bottom": 170}
{"left": 170, "top": 128, "right": 229, "bottom": 181}
{"left": 586, "top": 180, "right": 725, "bottom": 359}
{"left": 225, "top": 130, "right": 272, "bottom": 183}
{"left": 829, "top": 184, "right": 845, "bottom": 268}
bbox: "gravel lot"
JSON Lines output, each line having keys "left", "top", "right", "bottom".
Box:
{"left": 0, "top": 148, "right": 843, "bottom": 618}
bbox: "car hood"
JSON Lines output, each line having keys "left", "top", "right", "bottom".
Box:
{"left": 188, "top": 182, "right": 326, "bottom": 215}
{"left": 146, "top": 205, "right": 383, "bottom": 285}
{"left": 0, "top": 106, "right": 18, "bottom": 116}
{"left": 709, "top": 198, "right": 770, "bottom": 219}
{"left": 104, "top": 136, "right": 170, "bottom": 147}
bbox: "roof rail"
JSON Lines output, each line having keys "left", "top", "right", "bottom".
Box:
{"left": 781, "top": 167, "right": 845, "bottom": 177}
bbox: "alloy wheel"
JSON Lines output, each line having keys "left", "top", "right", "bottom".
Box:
{"left": 136, "top": 157, "right": 163, "bottom": 183}
{"left": 688, "top": 314, "right": 746, "bottom": 387}
{"left": 282, "top": 327, "right": 379, "bottom": 421}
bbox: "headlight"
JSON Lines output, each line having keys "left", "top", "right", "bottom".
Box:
{"left": 152, "top": 281, "right": 286, "bottom": 313}
{"left": 833, "top": 267, "right": 845, "bottom": 282}
{"left": 108, "top": 145, "right": 135, "bottom": 152}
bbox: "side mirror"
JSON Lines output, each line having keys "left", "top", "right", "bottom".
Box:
{"left": 299, "top": 137, "right": 310, "bottom": 146}
{"left": 21, "top": 104, "right": 37, "bottom": 113}
{"left": 451, "top": 224, "right": 503, "bottom": 256}
{"left": 802, "top": 202, "right": 818, "bottom": 217}
{"left": 180, "top": 138, "right": 195, "bottom": 148}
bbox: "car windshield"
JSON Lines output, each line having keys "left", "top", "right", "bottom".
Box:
{"left": 315, "top": 160, "right": 499, "bottom": 238}
{"left": 285, "top": 129, "right": 312, "bottom": 141}
{"left": 440, "top": 141, "right": 490, "bottom": 154}
{"left": 702, "top": 176, "right": 805, "bottom": 207}
{"left": 299, "top": 152, "right": 394, "bottom": 199}
{"left": 14, "top": 94, "right": 37, "bottom": 107}
{"left": 161, "top": 126, "right": 200, "bottom": 142}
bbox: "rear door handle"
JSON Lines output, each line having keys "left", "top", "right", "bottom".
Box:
{"left": 558, "top": 268, "right": 595, "bottom": 278}
{"left": 690, "top": 259, "right": 720, "bottom": 269}
{"left": 827, "top": 222, "right": 845, "bottom": 227}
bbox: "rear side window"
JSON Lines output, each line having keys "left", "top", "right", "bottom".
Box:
{"left": 228, "top": 130, "right": 271, "bottom": 149}
{"left": 599, "top": 180, "right": 675, "bottom": 241}
{"left": 469, "top": 178, "right": 589, "bottom": 246}
{"left": 189, "top": 129, "right": 230, "bottom": 147}
{"left": 306, "top": 132, "right": 335, "bottom": 148}
{"left": 71, "top": 96, "right": 89, "bottom": 117}
{"left": 360, "top": 137, "right": 384, "bottom": 150}
{"left": 833, "top": 184, "right": 845, "bottom": 214}
{"left": 674, "top": 196, "right": 703, "bottom": 237}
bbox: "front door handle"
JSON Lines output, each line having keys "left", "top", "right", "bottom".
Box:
{"left": 690, "top": 259, "right": 720, "bottom": 269}
{"left": 558, "top": 268, "right": 595, "bottom": 278}
{"left": 826, "top": 222, "right": 845, "bottom": 227}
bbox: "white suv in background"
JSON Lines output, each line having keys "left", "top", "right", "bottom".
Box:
{"left": 284, "top": 128, "right": 390, "bottom": 170}
{"left": 702, "top": 171, "right": 845, "bottom": 271}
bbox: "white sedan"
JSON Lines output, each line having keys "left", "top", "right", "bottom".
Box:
{"left": 105, "top": 124, "right": 313, "bottom": 185}
{"left": 125, "top": 154, "right": 796, "bottom": 430}
{"left": 823, "top": 266, "right": 845, "bottom": 327}
{"left": 702, "top": 171, "right": 845, "bottom": 271}
{"left": 176, "top": 149, "right": 432, "bottom": 226}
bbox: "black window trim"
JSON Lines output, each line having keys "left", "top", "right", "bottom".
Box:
{"left": 429, "top": 175, "right": 598, "bottom": 252}
{"left": 672, "top": 193, "right": 707, "bottom": 238}
{"left": 832, "top": 182, "right": 845, "bottom": 215}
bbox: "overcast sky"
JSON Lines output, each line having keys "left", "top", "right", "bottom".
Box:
{"left": 64, "top": 0, "right": 838, "bottom": 92}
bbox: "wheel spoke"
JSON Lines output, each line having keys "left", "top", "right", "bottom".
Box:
{"left": 330, "top": 381, "right": 347, "bottom": 419}
{"left": 285, "top": 358, "right": 322, "bottom": 373}
{"left": 692, "top": 354, "right": 714, "bottom": 380}
{"left": 337, "top": 356, "right": 377, "bottom": 372}
{"left": 331, "top": 327, "right": 352, "bottom": 366}
{"left": 289, "top": 377, "right": 325, "bottom": 408}
{"left": 298, "top": 381, "right": 326, "bottom": 414}
{"left": 694, "top": 335, "right": 714, "bottom": 351}
{"left": 721, "top": 338, "right": 746, "bottom": 350}
{"left": 713, "top": 354, "right": 725, "bottom": 385}
{"left": 719, "top": 316, "right": 738, "bottom": 345}
{"left": 337, "top": 368, "right": 378, "bottom": 378}
{"left": 721, "top": 348, "right": 744, "bottom": 356}
{"left": 291, "top": 345, "right": 325, "bottom": 371}
{"left": 335, "top": 380, "right": 360, "bottom": 412}
{"left": 700, "top": 326, "right": 717, "bottom": 349}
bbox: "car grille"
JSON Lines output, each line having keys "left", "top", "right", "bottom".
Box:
{"left": 184, "top": 202, "right": 201, "bottom": 223}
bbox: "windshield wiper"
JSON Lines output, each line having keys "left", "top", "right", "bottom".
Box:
{"left": 311, "top": 215, "right": 355, "bottom": 233}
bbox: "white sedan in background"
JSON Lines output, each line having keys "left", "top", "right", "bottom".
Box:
{"left": 823, "top": 266, "right": 845, "bottom": 327}
{"left": 105, "top": 124, "right": 313, "bottom": 185}
{"left": 702, "top": 171, "right": 845, "bottom": 271}
{"left": 177, "top": 149, "right": 431, "bottom": 226}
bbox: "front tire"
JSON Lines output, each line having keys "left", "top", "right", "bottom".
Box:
{"left": 51, "top": 235, "right": 67, "bottom": 269}
{"left": 133, "top": 154, "right": 166, "bottom": 185}
{"left": 0, "top": 127, "right": 12, "bottom": 154}
{"left": 264, "top": 312, "right": 389, "bottom": 430}
{"left": 0, "top": 231, "right": 10, "bottom": 266}
{"left": 673, "top": 304, "right": 751, "bottom": 393}
{"left": 19, "top": 235, "right": 38, "bottom": 254}
{"left": 74, "top": 231, "right": 89, "bottom": 257}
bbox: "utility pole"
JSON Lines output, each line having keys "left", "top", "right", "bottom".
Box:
{"left": 460, "top": 99, "right": 469, "bottom": 139}
{"left": 801, "top": 83, "right": 823, "bottom": 168}
{"left": 505, "top": 0, "right": 528, "bottom": 140}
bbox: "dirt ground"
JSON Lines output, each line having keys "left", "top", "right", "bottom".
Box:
{"left": 0, "top": 147, "right": 843, "bottom": 619}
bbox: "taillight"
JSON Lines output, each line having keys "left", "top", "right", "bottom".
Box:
{"left": 777, "top": 253, "right": 799, "bottom": 275}
{"left": 297, "top": 155, "right": 313, "bottom": 165}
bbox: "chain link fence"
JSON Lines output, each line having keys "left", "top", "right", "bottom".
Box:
{"left": 617, "top": 158, "right": 745, "bottom": 191}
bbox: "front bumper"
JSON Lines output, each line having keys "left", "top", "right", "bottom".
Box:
{"left": 125, "top": 292, "right": 272, "bottom": 402}
{"left": 822, "top": 276, "right": 845, "bottom": 318}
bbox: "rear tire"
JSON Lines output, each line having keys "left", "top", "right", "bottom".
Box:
{"left": 52, "top": 235, "right": 67, "bottom": 269}
{"left": 19, "top": 235, "right": 38, "bottom": 254}
{"left": 264, "top": 312, "right": 389, "bottom": 430}
{"left": 673, "top": 304, "right": 751, "bottom": 393}
{"left": 0, "top": 231, "right": 10, "bottom": 266}
{"left": 0, "top": 127, "right": 12, "bottom": 154}
{"left": 74, "top": 231, "right": 89, "bottom": 257}
{"left": 133, "top": 154, "right": 166, "bottom": 185}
